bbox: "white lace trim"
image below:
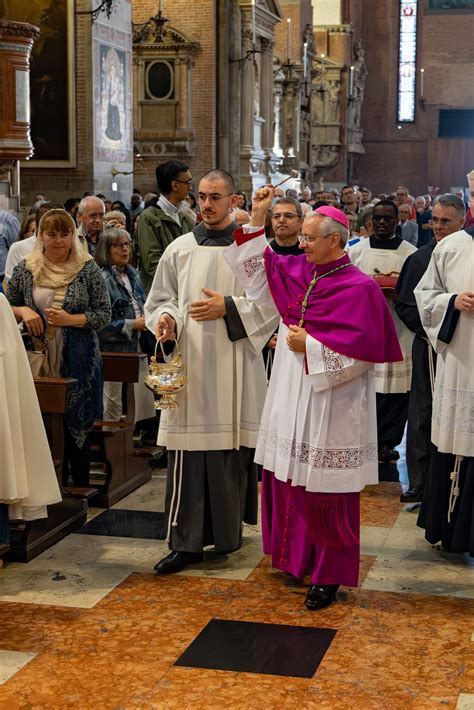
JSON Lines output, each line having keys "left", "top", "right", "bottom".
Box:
{"left": 322, "top": 346, "right": 347, "bottom": 385}
{"left": 258, "top": 425, "right": 378, "bottom": 470}
{"left": 242, "top": 254, "right": 265, "bottom": 280}
{"left": 433, "top": 387, "right": 474, "bottom": 435}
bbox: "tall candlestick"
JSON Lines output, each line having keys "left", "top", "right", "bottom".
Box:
{"left": 349, "top": 65, "right": 354, "bottom": 97}
{"left": 251, "top": 0, "right": 256, "bottom": 48}
{"left": 420, "top": 67, "right": 425, "bottom": 98}
{"left": 287, "top": 18, "right": 291, "bottom": 64}
{"left": 303, "top": 41, "right": 308, "bottom": 79}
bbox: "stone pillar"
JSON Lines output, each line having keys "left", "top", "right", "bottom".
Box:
{"left": 281, "top": 75, "right": 301, "bottom": 172}
{"left": 0, "top": 20, "right": 39, "bottom": 163}
{"left": 260, "top": 39, "right": 274, "bottom": 152}
{"left": 239, "top": 23, "right": 255, "bottom": 192}
{"left": 0, "top": 20, "right": 39, "bottom": 211}
{"left": 240, "top": 28, "right": 255, "bottom": 150}
{"left": 176, "top": 59, "right": 188, "bottom": 131}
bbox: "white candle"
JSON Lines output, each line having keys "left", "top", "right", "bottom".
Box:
{"left": 420, "top": 67, "right": 425, "bottom": 98}
{"left": 303, "top": 41, "right": 308, "bottom": 79}
{"left": 159, "top": 0, "right": 162, "bottom": 12}
{"left": 349, "top": 65, "right": 354, "bottom": 97}
{"left": 251, "top": 0, "right": 256, "bottom": 48}
{"left": 287, "top": 18, "right": 291, "bottom": 63}
{"left": 320, "top": 53, "right": 325, "bottom": 88}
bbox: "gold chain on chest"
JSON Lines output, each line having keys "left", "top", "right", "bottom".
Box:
{"left": 298, "top": 262, "right": 353, "bottom": 328}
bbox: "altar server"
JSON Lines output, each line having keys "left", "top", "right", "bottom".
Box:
{"left": 145, "top": 169, "right": 279, "bottom": 574}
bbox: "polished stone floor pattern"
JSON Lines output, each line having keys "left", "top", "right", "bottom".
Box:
{"left": 0, "top": 475, "right": 473, "bottom": 708}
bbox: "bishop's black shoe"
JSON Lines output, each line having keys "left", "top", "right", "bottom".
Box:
{"left": 305, "top": 584, "right": 339, "bottom": 611}
{"left": 400, "top": 486, "right": 424, "bottom": 503}
{"left": 154, "top": 550, "right": 203, "bottom": 574}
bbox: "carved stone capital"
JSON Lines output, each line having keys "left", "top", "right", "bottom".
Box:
{"left": 260, "top": 38, "right": 274, "bottom": 55}
{"left": 0, "top": 20, "right": 40, "bottom": 41}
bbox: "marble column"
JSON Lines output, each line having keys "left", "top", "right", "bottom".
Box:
{"left": 260, "top": 38, "right": 274, "bottom": 178}
{"left": 0, "top": 20, "right": 39, "bottom": 213}
{"left": 260, "top": 39, "right": 274, "bottom": 150}
{"left": 239, "top": 23, "right": 255, "bottom": 191}
{"left": 240, "top": 27, "right": 255, "bottom": 150}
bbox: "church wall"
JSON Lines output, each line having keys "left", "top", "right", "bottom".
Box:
{"left": 132, "top": 0, "right": 216, "bottom": 194}
{"left": 274, "top": 0, "right": 313, "bottom": 64}
{"left": 357, "top": 0, "right": 474, "bottom": 195}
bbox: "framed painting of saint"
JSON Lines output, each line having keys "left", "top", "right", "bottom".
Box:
{"left": 0, "top": 0, "right": 75, "bottom": 166}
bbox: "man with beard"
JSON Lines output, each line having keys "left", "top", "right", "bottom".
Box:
{"left": 349, "top": 201, "right": 416, "bottom": 464}
{"left": 145, "top": 169, "right": 278, "bottom": 573}
{"left": 395, "top": 195, "right": 466, "bottom": 503}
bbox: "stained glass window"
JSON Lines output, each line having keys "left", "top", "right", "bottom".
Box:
{"left": 398, "top": 0, "right": 418, "bottom": 123}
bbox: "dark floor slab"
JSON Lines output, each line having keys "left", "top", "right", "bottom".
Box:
{"left": 77, "top": 509, "right": 165, "bottom": 540}
{"left": 175, "top": 619, "right": 336, "bottom": 678}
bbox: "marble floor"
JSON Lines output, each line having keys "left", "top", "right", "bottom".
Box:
{"left": 1, "top": 473, "right": 473, "bottom": 708}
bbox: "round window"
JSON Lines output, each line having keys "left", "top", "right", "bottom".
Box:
{"left": 146, "top": 61, "right": 174, "bottom": 100}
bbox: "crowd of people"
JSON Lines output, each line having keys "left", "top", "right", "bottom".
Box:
{"left": 1, "top": 160, "right": 473, "bottom": 611}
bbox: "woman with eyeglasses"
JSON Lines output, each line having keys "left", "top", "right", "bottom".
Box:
{"left": 95, "top": 228, "right": 155, "bottom": 422}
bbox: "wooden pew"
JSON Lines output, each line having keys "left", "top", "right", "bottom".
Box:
{"left": 90, "top": 352, "right": 152, "bottom": 508}
{"left": 7, "top": 376, "right": 89, "bottom": 563}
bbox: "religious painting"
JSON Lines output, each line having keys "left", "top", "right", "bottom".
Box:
{"left": 0, "top": 0, "right": 75, "bottom": 166}
{"left": 93, "top": 23, "right": 133, "bottom": 163}
{"left": 425, "top": 0, "right": 474, "bottom": 11}
{"left": 100, "top": 46, "right": 126, "bottom": 144}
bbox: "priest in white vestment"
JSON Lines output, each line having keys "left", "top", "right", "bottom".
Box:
{"left": 0, "top": 293, "right": 62, "bottom": 550}
{"left": 145, "top": 169, "right": 279, "bottom": 574}
{"left": 349, "top": 200, "right": 416, "bottom": 465}
{"left": 415, "top": 227, "right": 474, "bottom": 555}
{"left": 224, "top": 192, "right": 401, "bottom": 610}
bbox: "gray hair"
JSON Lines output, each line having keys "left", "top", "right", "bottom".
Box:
{"left": 305, "top": 212, "right": 349, "bottom": 248}
{"left": 77, "top": 195, "right": 105, "bottom": 216}
{"left": 104, "top": 210, "right": 126, "bottom": 226}
{"left": 273, "top": 196, "right": 303, "bottom": 218}
{"left": 94, "top": 227, "right": 131, "bottom": 267}
{"left": 433, "top": 193, "right": 466, "bottom": 219}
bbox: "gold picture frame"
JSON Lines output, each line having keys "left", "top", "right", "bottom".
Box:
{"left": 0, "top": 0, "right": 76, "bottom": 167}
{"left": 425, "top": 0, "right": 474, "bottom": 12}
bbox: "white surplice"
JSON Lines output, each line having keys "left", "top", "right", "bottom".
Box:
{"left": 348, "top": 238, "right": 417, "bottom": 393}
{"left": 0, "top": 294, "right": 61, "bottom": 520}
{"left": 144, "top": 232, "right": 279, "bottom": 451}
{"left": 415, "top": 230, "right": 474, "bottom": 457}
{"left": 224, "top": 234, "right": 378, "bottom": 494}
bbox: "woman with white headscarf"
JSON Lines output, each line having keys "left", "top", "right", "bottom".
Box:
{"left": 7, "top": 209, "right": 111, "bottom": 487}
